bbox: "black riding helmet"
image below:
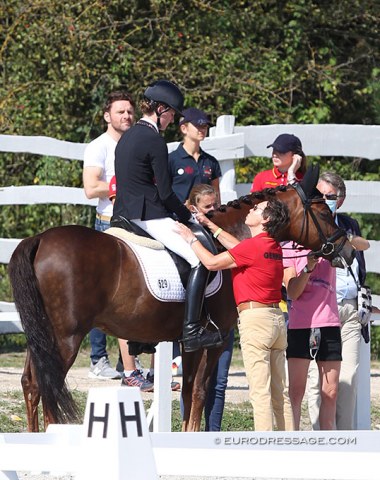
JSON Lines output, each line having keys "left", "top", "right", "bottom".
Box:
{"left": 144, "top": 79, "right": 184, "bottom": 116}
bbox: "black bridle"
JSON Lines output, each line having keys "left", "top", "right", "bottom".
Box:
{"left": 286, "top": 182, "right": 347, "bottom": 259}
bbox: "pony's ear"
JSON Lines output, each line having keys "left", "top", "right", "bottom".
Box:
{"left": 299, "top": 163, "right": 321, "bottom": 198}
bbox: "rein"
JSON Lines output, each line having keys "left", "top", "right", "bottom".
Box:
{"left": 282, "top": 182, "right": 346, "bottom": 260}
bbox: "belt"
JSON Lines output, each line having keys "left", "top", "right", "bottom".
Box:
{"left": 237, "top": 301, "right": 279, "bottom": 314}
{"left": 96, "top": 213, "right": 111, "bottom": 222}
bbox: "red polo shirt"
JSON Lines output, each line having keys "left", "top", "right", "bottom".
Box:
{"left": 250, "top": 167, "right": 304, "bottom": 192}
{"left": 228, "top": 233, "right": 283, "bottom": 305}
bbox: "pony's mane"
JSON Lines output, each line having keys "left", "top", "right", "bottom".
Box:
{"left": 209, "top": 185, "right": 288, "bottom": 217}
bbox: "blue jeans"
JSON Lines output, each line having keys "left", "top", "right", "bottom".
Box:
{"left": 204, "top": 329, "right": 234, "bottom": 431}
{"left": 90, "top": 217, "right": 110, "bottom": 363}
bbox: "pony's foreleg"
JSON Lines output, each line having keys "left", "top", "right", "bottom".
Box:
{"left": 182, "top": 351, "right": 206, "bottom": 432}
{"left": 186, "top": 351, "right": 209, "bottom": 431}
{"left": 21, "top": 350, "right": 41, "bottom": 432}
{"left": 186, "top": 344, "right": 227, "bottom": 432}
{"left": 181, "top": 349, "right": 203, "bottom": 432}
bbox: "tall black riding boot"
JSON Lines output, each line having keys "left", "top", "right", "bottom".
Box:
{"left": 182, "top": 263, "right": 223, "bottom": 353}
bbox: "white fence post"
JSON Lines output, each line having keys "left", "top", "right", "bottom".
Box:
{"left": 210, "top": 115, "right": 238, "bottom": 203}
{"left": 147, "top": 342, "right": 173, "bottom": 433}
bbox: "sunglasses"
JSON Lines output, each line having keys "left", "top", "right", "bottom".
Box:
{"left": 322, "top": 194, "right": 342, "bottom": 201}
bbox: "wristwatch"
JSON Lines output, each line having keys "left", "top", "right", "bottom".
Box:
{"left": 303, "top": 265, "right": 314, "bottom": 274}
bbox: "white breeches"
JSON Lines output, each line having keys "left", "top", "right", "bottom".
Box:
{"left": 132, "top": 217, "right": 200, "bottom": 268}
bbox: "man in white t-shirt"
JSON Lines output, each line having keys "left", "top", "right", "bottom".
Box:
{"left": 83, "top": 91, "right": 153, "bottom": 391}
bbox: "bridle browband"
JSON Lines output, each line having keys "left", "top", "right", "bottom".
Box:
{"left": 289, "top": 182, "right": 347, "bottom": 259}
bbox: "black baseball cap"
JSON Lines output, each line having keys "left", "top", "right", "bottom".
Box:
{"left": 179, "top": 107, "right": 213, "bottom": 127}
{"left": 267, "top": 134, "right": 303, "bottom": 154}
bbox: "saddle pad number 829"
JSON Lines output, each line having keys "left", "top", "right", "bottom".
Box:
{"left": 127, "top": 240, "right": 222, "bottom": 302}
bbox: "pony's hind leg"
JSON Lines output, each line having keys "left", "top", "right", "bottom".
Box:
{"left": 21, "top": 349, "right": 41, "bottom": 432}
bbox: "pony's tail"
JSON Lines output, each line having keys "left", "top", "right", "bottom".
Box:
{"left": 8, "top": 236, "right": 80, "bottom": 424}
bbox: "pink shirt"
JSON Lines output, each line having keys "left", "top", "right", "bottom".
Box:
{"left": 282, "top": 243, "right": 339, "bottom": 329}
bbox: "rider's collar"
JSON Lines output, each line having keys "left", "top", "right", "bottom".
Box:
{"left": 138, "top": 117, "right": 159, "bottom": 133}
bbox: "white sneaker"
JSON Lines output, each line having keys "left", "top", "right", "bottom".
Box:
{"left": 88, "top": 356, "right": 122, "bottom": 380}
{"left": 172, "top": 355, "right": 183, "bottom": 376}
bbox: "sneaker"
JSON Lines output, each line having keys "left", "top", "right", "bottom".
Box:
{"left": 88, "top": 356, "right": 122, "bottom": 380}
{"left": 121, "top": 370, "right": 154, "bottom": 392}
{"left": 172, "top": 355, "right": 183, "bottom": 376}
{"left": 146, "top": 372, "right": 181, "bottom": 392}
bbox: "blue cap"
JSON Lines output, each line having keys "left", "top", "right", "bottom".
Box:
{"left": 179, "top": 108, "right": 213, "bottom": 127}
{"left": 267, "top": 134, "right": 303, "bottom": 154}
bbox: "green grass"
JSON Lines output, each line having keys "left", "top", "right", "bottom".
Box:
{"left": 2, "top": 389, "right": 380, "bottom": 433}
{"left": 0, "top": 389, "right": 255, "bottom": 433}
{"left": 1, "top": 343, "right": 380, "bottom": 433}
{"left": 0, "top": 391, "right": 29, "bottom": 433}
{"left": 0, "top": 344, "right": 252, "bottom": 433}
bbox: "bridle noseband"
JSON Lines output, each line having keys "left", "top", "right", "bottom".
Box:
{"left": 290, "top": 182, "right": 347, "bottom": 259}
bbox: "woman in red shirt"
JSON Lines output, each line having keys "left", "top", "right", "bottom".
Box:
{"left": 175, "top": 199, "right": 294, "bottom": 431}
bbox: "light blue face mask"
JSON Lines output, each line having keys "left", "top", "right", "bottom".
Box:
{"left": 325, "top": 199, "right": 337, "bottom": 214}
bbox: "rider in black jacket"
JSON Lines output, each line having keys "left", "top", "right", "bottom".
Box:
{"left": 113, "top": 79, "right": 223, "bottom": 353}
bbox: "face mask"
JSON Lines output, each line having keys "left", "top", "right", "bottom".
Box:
{"left": 325, "top": 199, "right": 337, "bottom": 214}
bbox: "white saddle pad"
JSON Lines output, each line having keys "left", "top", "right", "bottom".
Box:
{"left": 105, "top": 227, "right": 222, "bottom": 302}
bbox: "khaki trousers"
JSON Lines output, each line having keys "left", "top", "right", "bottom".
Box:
{"left": 307, "top": 299, "right": 362, "bottom": 430}
{"left": 238, "top": 307, "right": 294, "bottom": 431}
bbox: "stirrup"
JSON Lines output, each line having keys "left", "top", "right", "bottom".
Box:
{"left": 181, "top": 315, "right": 224, "bottom": 353}
{"left": 182, "top": 328, "right": 223, "bottom": 353}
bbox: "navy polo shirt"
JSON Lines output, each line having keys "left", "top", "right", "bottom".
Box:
{"left": 168, "top": 143, "right": 222, "bottom": 202}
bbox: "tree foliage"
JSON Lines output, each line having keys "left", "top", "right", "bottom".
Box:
{"left": 1, "top": 0, "right": 380, "bottom": 141}
{"left": 1, "top": 0, "right": 379, "bottom": 230}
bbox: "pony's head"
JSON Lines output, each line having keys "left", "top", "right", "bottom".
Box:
{"left": 209, "top": 164, "right": 355, "bottom": 267}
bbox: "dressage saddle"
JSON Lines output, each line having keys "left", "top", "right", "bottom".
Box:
{"left": 110, "top": 215, "right": 218, "bottom": 356}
